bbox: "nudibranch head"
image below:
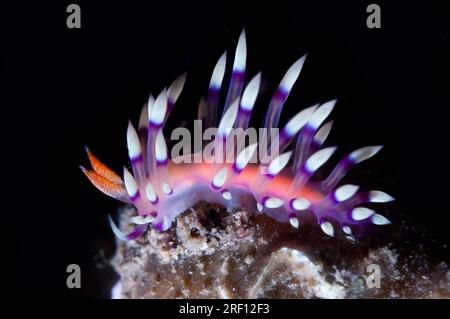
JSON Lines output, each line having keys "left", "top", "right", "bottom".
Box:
{"left": 81, "top": 30, "right": 394, "bottom": 241}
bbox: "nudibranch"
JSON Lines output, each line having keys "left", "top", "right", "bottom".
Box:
{"left": 81, "top": 30, "right": 394, "bottom": 241}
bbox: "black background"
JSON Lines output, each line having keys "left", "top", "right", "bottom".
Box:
{"left": 4, "top": 0, "right": 449, "bottom": 299}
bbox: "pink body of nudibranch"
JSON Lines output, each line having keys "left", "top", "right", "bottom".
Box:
{"left": 81, "top": 30, "right": 394, "bottom": 240}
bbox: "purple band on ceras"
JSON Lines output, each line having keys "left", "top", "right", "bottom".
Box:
{"left": 224, "top": 71, "right": 245, "bottom": 109}
{"left": 149, "top": 121, "right": 164, "bottom": 130}
{"left": 288, "top": 211, "right": 297, "bottom": 219}
{"left": 272, "top": 86, "right": 289, "bottom": 102}
{"left": 156, "top": 158, "right": 168, "bottom": 167}
{"left": 232, "top": 70, "right": 245, "bottom": 82}
{"left": 126, "top": 224, "right": 149, "bottom": 240}
{"left": 129, "top": 154, "right": 145, "bottom": 194}
{"left": 207, "top": 86, "right": 221, "bottom": 100}
{"left": 130, "top": 154, "right": 143, "bottom": 166}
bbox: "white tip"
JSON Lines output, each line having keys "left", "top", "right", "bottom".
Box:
{"left": 257, "top": 203, "right": 263, "bottom": 212}
{"left": 155, "top": 130, "right": 168, "bottom": 163}
{"left": 264, "top": 197, "right": 284, "bottom": 209}
{"left": 371, "top": 214, "right": 391, "bottom": 225}
{"left": 369, "top": 191, "right": 395, "bottom": 203}
{"left": 349, "top": 145, "right": 383, "bottom": 164}
{"left": 139, "top": 100, "right": 149, "bottom": 130}
{"left": 162, "top": 182, "right": 172, "bottom": 195}
{"left": 212, "top": 167, "right": 228, "bottom": 189}
{"left": 108, "top": 215, "right": 128, "bottom": 241}
{"left": 334, "top": 184, "right": 360, "bottom": 202}
{"left": 235, "top": 143, "right": 258, "bottom": 171}
{"left": 342, "top": 225, "right": 352, "bottom": 235}
{"left": 305, "top": 146, "right": 337, "bottom": 173}
{"left": 289, "top": 217, "right": 299, "bottom": 229}
{"left": 267, "top": 151, "right": 292, "bottom": 176}
{"left": 279, "top": 54, "right": 307, "bottom": 93}
{"left": 123, "top": 167, "right": 138, "bottom": 198}
{"left": 131, "top": 214, "right": 154, "bottom": 225}
{"left": 150, "top": 89, "right": 168, "bottom": 126}
{"left": 320, "top": 220, "right": 334, "bottom": 237}
{"left": 218, "top": 99, "right": 239, "bottom": 137}
{"left": 240, "top": 72, "right": 261, "bottom": 111}
{"left": 313, "top": 120, "right": 334, "bottom": 144}
{"left": 147, "top": 94, "right": 155, "bottom": 120}
{"left": 291, "top": 197, "right": 310, "bottom": 211}
{"left": 283, "top": 104, "right": 318, "bottom": 137}
{"left": 127, "top": 122, "right": 141, "bottom": 159}
{"left": 351, "top": 207, "right": 375, "bottom": 221}
{"left": 210, "top": 52, "right": 227, "bottom": 89}
{"left": 308, "top": 99, "right": 336, "bottom": 129}
{"left": 145, "top": 182, "right": 158, "bottom": 203}
{"left": 222, "top": 190, "right": 232, "bottom": 200}
{"left": 233, "top": 29, "right": 247, "bottom": 72}
{"left": 168, "top": 73, "right": 186, "bottom": 104}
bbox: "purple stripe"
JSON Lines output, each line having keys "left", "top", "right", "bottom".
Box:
{"left": 167, "top": 99, "right": 175, "bottom": 110}
{"left": 289, "top": 199, "right": 296, "bottom": 210}
{"left": 231, "top": 162, "right": 242, "bottom": 174}
{"left": 126, "top": 224, "right": 148, "bottom": 240}
{"left": 279, "top": 129, "right": 290, "bottom": 144}
{"left": 205, "top": 88, "right": 221, "bottom": 128}
{"left": 232, "top": 70, "right": 245, "bottom": 80}
{"left": 156, "top": 159, "right": 168, "bottom": 166}
{"left": 310, "top": 140, "right": 321, "bottom": 153}
{"left": 131, "top": 155, "right": 143, "bottom": 165}
{"left": 272, "top": 87, "right": 289, "bottom": 101}
{"left": 261, "top": 196, "right": 271, "bottom": 207}
{"left": 211, "top": 182, "right": 221, "bottom": 190}
{"left": 266, "top": 172, "right": 277, "bottom": 179}
{"left": 149, "top": 121, "right": 163, "bottom": 129}
{"left": 303, "top": 125, "right": 315, "bottom": 136}
{"left": 238, "top": 106, "right": 252, "bottom": 116}
{"left": 130, "top": 191, "right": 140, "bottom": 203}
{"left": 346, "top": 210, "right": 355, "bottom": 222}
{"left": 331, "top": 193, "right": 340, "bottom": 204}
{"left": 302, "top": 162, "right": 314, "bottom": 175}
{"left": 207, "top": 87, "right": 221, "bottom": 98}
{"left": 154, "top": 222, "right": 165, "bottom": 232}
{"left": 330, "top": 194, "right": 341, "bottom": 205}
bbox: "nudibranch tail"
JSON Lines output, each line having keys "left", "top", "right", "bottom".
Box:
{"left": 81, "top": 30, "right": 394, "bottom": 241}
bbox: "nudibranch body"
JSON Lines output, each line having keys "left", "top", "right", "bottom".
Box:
{"left": 81, "top": 31, "right": 394, "bottom": 241}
